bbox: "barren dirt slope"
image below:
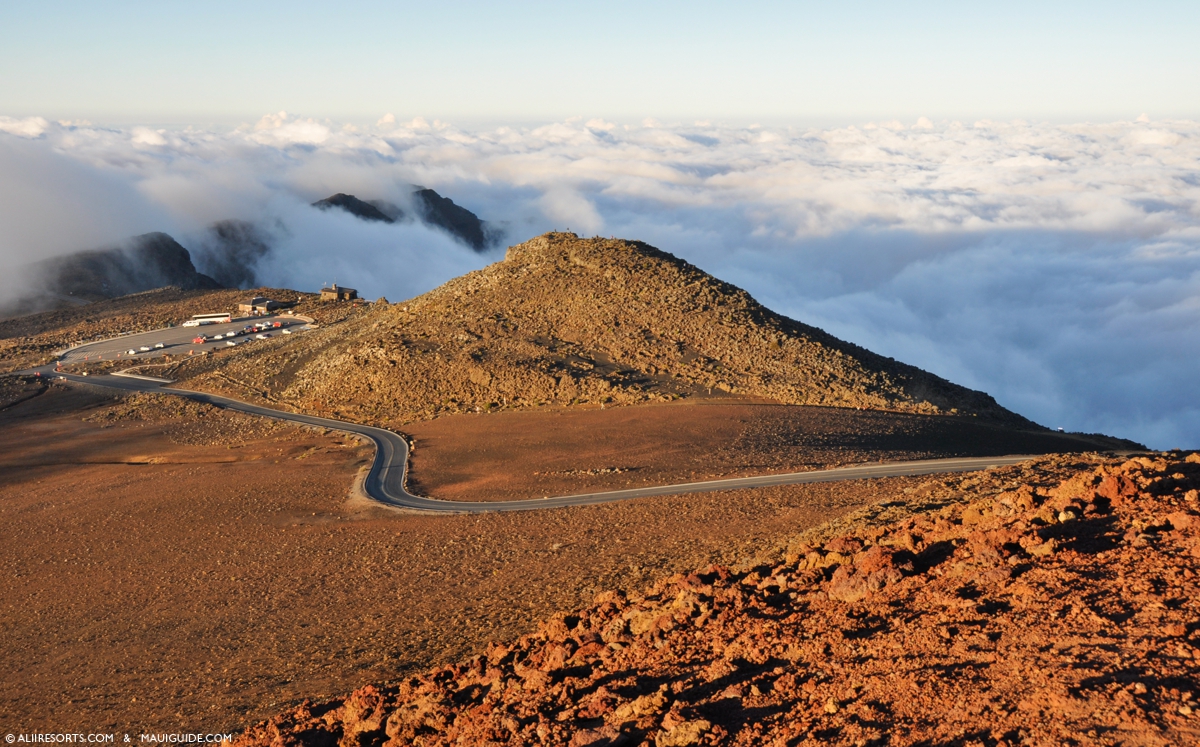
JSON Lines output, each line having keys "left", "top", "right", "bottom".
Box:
{"left": 239, "top": 452, "right": 1200, "bottom": 747}
{"left": 178, "top": 233, "right": 1029, "bottom": 426}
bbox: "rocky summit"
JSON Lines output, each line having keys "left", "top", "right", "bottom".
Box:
{"left": 184, "top": 232, "right": 1031, "bottom": 426}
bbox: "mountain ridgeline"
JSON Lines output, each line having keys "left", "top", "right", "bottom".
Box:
{"left": 311, "top": 188, "right": 494, "bottom": 251}
{"left": 181, "top": 232, "right": 1033, "bottom": 426}
{"left": 2, "top": 187, "right": 496, "bottom": 317}
{"left": 22, "top": 233, "right": 221, "bottom": 308}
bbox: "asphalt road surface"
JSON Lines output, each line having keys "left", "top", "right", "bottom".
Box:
{"left": 29, "top": 366, "right": 1037, "bottom": 513}
{"left": 58, "top": 315, "right": 309, "bottom": 364}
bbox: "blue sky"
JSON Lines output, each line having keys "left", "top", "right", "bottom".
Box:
{"left": 3, "top": 1, "right": 1198, "bottom": 124}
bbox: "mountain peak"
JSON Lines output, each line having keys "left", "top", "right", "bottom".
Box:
{"left": 190, "top": 232, "right": 1033, "bottom": 427}
{"left": 312, "top": 193, "right": 394, "bottom": 223}
{"left": 417, "top": 232, "right": 1022, "bottom": 420}
{"left": 311, "top": 189, "right": 496, "bottom": 252}
{"left": 7, "top": 232, "right": 223, "bottom": 316}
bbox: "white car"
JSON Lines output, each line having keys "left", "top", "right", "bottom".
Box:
{"left": 127, "top": 349, "right": 137, "bottom": 355}
{"left": 213, "top": 333, "right": 224, "bottom": 339}
{"left": 139, "top": 346, "right": 151, "bottom": 352}
{"left": 154, "top": 342, "right": 164, "bottom": 349}
{"left": 256, "top": 333, "right": 271, "bottom": 339}
{"left": 225, "top": 340, "right": 237, "bottom": 347}
{"left": 281, "top": 329, "right": 292, "bottom": 335}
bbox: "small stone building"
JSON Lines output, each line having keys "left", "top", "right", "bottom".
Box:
{"left": 320, "top": 284, "right": 358, "bottom": 302}
{"left": 238, "top": 296, "right": 280, "bottom": 314}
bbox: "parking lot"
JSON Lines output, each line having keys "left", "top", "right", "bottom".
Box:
{"left": 58, "top": 315, "right": 310, "bottom": 364}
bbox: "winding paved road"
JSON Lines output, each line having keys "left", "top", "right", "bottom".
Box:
{"left": 24, "top": 366, "right": 1036, "bottom": 513}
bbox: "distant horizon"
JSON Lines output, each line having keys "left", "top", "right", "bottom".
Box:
{"left": 7, "top": 111, "right": 1190, "bottom": 133}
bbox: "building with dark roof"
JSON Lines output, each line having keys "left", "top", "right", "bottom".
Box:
{"left": 320, "top": 284, "right": 358, "bottom": 301}
{"left": 238, "top": 296, "right": 281, "bottom": 314}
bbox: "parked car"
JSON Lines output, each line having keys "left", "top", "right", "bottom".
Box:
{"left": 154, "top": 342, "right": 164, "bottom": 349}
{"left": 192, "top": 336, "right": 207, "bottom": 344}
{"left": 126, "top": 349, "right": 137, "bottom": 355}
{"left": 139, "top": 346, "right": 151, "bottom": 351}
{"left": 256, "top": 333, "right": 271, "bottom": 339}
{"left": 225, "top": 340, "right": 237, "bottom": 346}
{"left": 281, "top": 329, "right": 292, "bottom": 335}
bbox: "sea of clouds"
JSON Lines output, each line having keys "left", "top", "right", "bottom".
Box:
{"left": 1, "top": 111, "right": 1198, "bottom": 448}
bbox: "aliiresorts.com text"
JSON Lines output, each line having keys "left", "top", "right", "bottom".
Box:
{"left": 5, "top": 736, "right": 233, "bottom": 744}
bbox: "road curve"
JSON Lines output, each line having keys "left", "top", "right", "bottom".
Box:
{"left": 31, "top": 367, "right": 1035, "bottom": 513}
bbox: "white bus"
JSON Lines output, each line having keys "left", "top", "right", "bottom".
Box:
{"left": 183, "top": 313, "right": 232, "bottom": 327}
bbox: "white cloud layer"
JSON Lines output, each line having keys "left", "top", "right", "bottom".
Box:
{"left": 1, "top": 115, "right": 1198, "bottom": 449}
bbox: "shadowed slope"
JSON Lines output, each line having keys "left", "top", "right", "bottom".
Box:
{"left": 312, "top": 193, "right": 394, "bottom": 223}
{"left": 311, "top": 189, "right": 494, "bottom": 252}
{"left": 2, "top": 233, "right": 223, "bottom": 318}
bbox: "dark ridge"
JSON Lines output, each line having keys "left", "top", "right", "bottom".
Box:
{"left": 366, "top": 200, "right": 407, "bottom": 222}
{"left": 191, "top": 220, "right": 273, "bottom": 289}
{"left": 32, "top": 232, "right": 222, "bottom": 305}
{"left": 412, "top": 188, "right": 489, "bottom": 251}
{"left": 312, "top": 193, "right": 394, "bottom": 223}
{"left": 312, "top": 189, "right": 495, "bottom": 252}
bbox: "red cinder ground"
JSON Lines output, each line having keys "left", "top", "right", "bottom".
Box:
{"left": 403, "top": 402, "right": 1121, "bottom": 502}
{"left": 1, "top": 384, "right": 926, "bottom": 735}
{"left": 239, "top": 453, "right": 1200, "bottom": 747}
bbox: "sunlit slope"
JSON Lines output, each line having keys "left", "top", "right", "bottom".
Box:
{"left": 203, "top": 232, "right": 1031, "bottom": 425}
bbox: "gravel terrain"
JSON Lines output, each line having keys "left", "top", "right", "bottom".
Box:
{"left": 239, "top": 452, "right": 1200, "bottom": 747}
{"left": 404, "top": 401, "right": 1132, "bottom": 502}
{"left": 0, "top": 234, "right": 1166, "bottom": 744}
{"left": 0, "top": 385, "right": 928, "bottom": 735}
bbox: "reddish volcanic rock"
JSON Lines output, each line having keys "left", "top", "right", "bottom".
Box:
{"left": 236, "top": 453, "right": 1200, "bottom": 746}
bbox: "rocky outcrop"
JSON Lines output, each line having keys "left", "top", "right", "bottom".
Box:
{"left": 311, "top": 189, "right": 495, "bottom": 252}
{"left": 236, "top": 452, "right": 1200, "bottom": 746}
{"left": 23, "top": 232, "right": 222, "bottom": 309}
{"left": 411, "top": 188, "right": 490, "bottom": 251}
{"left": 191, "top": 220, "right": 274, "bottom": 289}
{"left": 313, "top": 194, "right": 395, "bottom": 224}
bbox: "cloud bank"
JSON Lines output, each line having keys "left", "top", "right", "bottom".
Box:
{"left": 1, "top": 112, "right": 1197, "bottom": 448}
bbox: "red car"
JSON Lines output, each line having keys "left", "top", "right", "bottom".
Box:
{"left": 192, "top": 336, "right": 207, "bottom": 344}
